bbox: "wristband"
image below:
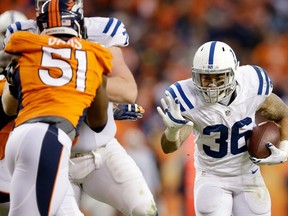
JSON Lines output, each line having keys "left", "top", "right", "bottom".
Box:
{"left": 164, "top": 128, "right": 180, "bottom": 142}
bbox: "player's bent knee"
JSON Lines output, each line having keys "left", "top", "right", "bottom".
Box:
{"left": 131, "top": 201, "right": 158, "bottom": 216}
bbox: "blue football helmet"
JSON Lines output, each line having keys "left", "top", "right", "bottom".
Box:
{"left": 36, "top": 0, "right": 86, "bottom": 38}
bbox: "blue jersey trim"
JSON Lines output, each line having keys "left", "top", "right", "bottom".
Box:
{"left": 15, "top": 21, "right": 22, "bottom": 31}
{"left": 263, "top": 69, "right": 271, "bottom": 95}
{"left": 166, "top": 86, "right": 185, "bottom": 112}
{"left": 174, "top": 82, "right": 194, "bottom": 109}
{"left": 7, "top": 25, "right": 14, "bottom": 34}
{"left": 252, "top": 65, "right": 270, "bottom": 95}
{"left": 111, "top": 20, "right": 121, "bottom": 37}
{"left": 166, "top": 82, "right": 194, "bottom": 112}
{"left": 103, "top": 18, "right": 114, "bottom": 34}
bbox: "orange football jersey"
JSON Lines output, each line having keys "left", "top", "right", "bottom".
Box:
{"left": 0, "top": 75, "right": 5, "bottom": 95}
{"left": 4, "top": 31, "right": 112, "bottom": 128}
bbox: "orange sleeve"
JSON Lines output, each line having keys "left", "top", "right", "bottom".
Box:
{"left": 0, "top": 77, "right": 6, "bottom": 95}
{"left": 4, "top": 31, "right": 40, "bottom": 54}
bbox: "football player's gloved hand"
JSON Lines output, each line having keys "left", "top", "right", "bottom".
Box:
{"left": 249, "top": 142, "right": 288, "bottom": 165}
{"left": 157, "top": 91, "right": 194, "bottom": 142}
{"left": 113, "top": 103, "right": 145, "bottom": 121}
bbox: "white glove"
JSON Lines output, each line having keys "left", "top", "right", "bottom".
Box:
{"left": 157, "top": 92, "right": 194, "bottom": 141}
{"left": 250, "top": 142, "right": 288, "bottom": 165}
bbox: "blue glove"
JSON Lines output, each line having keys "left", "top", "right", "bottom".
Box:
{"left": 113, "top": 103, "right": 144, "bottom": 121}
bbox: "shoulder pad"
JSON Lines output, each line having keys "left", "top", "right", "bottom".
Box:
{"left": 166, "top": 79, "right": 195, "bottom": 112}
{"left": 84, "top": 17, "right": 129, "bottom": 48}
{"left": 237, "top": 65, "right": 273, "bottom": 96}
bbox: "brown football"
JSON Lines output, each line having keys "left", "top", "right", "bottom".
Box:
{"left": 247, "top": 121, "right": 280, "bottom": 158}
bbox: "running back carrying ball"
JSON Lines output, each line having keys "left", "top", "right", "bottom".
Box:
{"left": 247, "top": 121, "right": 280, "bottom": 158}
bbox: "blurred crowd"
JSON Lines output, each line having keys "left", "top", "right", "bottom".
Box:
{"left": 1, "top": 0, "right": 288, "bottom": 215}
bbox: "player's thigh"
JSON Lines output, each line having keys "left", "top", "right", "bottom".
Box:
{"left": 0, "top": 158, "right": 10, "bottom": 195}
{"left": 0, "top": 158, "right": 10, "bottom": 203}
{"left": 82, "top": 139, "right": 156, "bottom": 215}
{"left": 232, "top": 172, "right": 271, "bottom": 216}
{"left": 194, "top": 173, "right": 233, "bottom": 216}
{"left": 7, "top": 123, "right": 77, "bottom": 215}
{"left": 6, "top": 123, "right": 48, "bottom": 215}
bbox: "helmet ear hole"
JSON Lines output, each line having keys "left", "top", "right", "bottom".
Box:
{"left": 191, "top": 41, "right": 238, "bottom": 103}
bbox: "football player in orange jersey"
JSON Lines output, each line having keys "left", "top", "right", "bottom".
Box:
{"left": 1, "top": 1, "right": 158, "bottom": 216}
{"left": 1, "top": 0, "right": 112, "bottom": 215}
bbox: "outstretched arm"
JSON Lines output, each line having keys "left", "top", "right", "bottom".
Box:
{"left": 106, "top": 47, "right": 137, "bottom": 103}
{"left": 157, "top": 92, "right": 194, "bottom": 154}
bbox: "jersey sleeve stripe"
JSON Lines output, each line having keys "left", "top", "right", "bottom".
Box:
{"left": 111, "top": 20, "right": 121, "bottom": 37}
{"left": 262, "top": 69, "right": 272, "bottom": 95}
{"left": 7, "top": 25, "right": 14, "bottom": 34}
{"left": 103, "top": 18, "right": 114, "bottom": 34}
{"left": 174, "top": 82, "right": 194, "bottom": 109}
{"left": 252, "top": 65, "right": 270, "bottom": 95}
{"left": 15, "top": 22, "right": 22, "bottom": 31}
{"left": 166, "top": 86, "right": 185, "bottom": 112}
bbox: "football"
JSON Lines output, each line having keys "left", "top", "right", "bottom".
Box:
{"left": 247, "top": 121, "right": 280, "bottom": 158}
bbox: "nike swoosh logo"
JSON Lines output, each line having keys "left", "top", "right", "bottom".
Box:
{"left": 252, "top": 168, "right": 258, "bottom": 174}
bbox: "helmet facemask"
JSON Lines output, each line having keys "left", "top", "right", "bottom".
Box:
{"left": 191, "top": 41, "right": 239, "bottom": 103}
{"left": 192, "top": 68, "right": 236, "bottom": 103}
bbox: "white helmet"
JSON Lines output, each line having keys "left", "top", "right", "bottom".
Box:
{"left": 0, "top": 10, "right": 28, "bottom": 50}
{"left": 192, "top": 41, "right": 239, "bottom": 103}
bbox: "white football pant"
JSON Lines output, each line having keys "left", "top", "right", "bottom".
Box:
{"left": 5, "top": 122, "right": 83, "bottom": 216}
{"left": 194, "top": 169, "right": 271, "bottom": 216}
{"left": 70, "top": 138, "right": 157, "bottom": 216}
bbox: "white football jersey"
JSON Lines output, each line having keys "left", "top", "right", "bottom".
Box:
{"left": 4, "top": 17, "right": 129, "bottom": 150}
{"left": 166, "top": 65, "right": 273, "bottom": 176}
{"left": 4, "top": 17, "right": 129, "bottom": 48}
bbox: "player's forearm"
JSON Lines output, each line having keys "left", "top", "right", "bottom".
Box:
{"left": 106, "top": 76, "right": 137, "bottom": 103}
{"left": 107, "top": 46, "right": 137, "bottom": 103}
{"left": 86, "top": 78, "right": 109, "bottom": 132}
{"left": 279, "top": 116, "right": 288, "bottom": 141}
{"left": 161, "top": 125, "right": 193, "bottom": 154}
{"left": 161, "top": 133, "right": 180, "bottom": 154}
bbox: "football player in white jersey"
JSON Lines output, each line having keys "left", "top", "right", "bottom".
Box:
{"left": 0, "top": 0, "right": 158, "bottom": 215}
{"left": 157, "top": 41, "right": 288, "bottom": 216}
